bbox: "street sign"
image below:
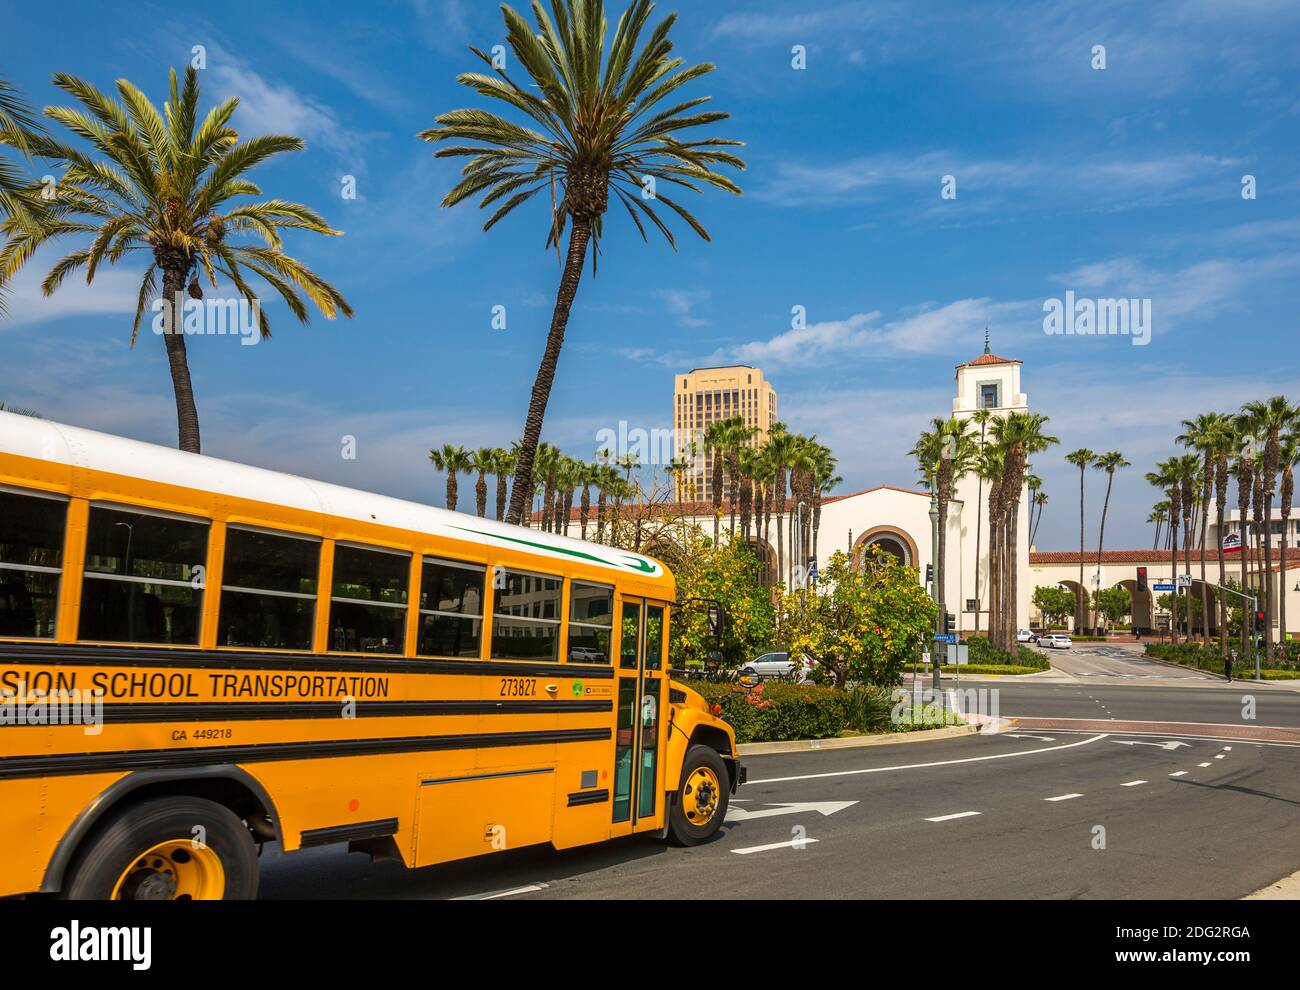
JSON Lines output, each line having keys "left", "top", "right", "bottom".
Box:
{"left": 1177, "top": 574, "right": 1192, "bottom": 589}
{"left": 934, "top": 633, "right": 957, "bottom": 644}
{"left": 1153, "top": 583, "right": 1176, "bottom": 592}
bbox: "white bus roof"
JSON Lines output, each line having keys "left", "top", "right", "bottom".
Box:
{"left": 0, "top": 410, "right": 666, "bottom": 581}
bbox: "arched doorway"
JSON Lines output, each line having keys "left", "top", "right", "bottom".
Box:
{"left": 852, "top": 526, "right": 919, "bottom": 572}
{"left": 1116, "top": 579, "right": 1153, "bottom": 633}
{"left": 746, "top": 538, "right": 778, "bottom": 586}
{"left": 1059, "top": 579, "right": 1086, "bottom": 633}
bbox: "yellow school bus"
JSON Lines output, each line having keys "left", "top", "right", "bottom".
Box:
{"left": 0, "top": 411, "right": 741, "bottom": 899}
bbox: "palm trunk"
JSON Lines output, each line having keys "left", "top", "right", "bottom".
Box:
{"left": 1094, "top": 473, "right": 1114, "bottom": 632}
{"left": 475, "top": 473, "right": 488, "bottom": 517}
{"left": 495, "top": 473, "right": 508, "bottom": 521}
{"left": 1077, "top": 467, "right": 1086, "bottom": 634}
{"left": 974, "top": 474, "right": 985, "bottom": 635}
{"left": 596, "top": 489, "right": 608, "bottom": 543}
{"left": 160, "top": 266, "right": 202, "bottom": 453}
{"left": 1215, "top": 457, "right": 1229, "bottom": 662}
{"left": 446, "top": 473, "right": 458, "bottom": 513}
{"left": 580, "top": 484, "right": 591, "bottom": 541}
{"left": 505, "top": 217, "right": 593, "bottom": 525}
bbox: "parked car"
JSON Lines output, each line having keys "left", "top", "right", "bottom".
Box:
{"left": 739, "top": 652, "right": 814, "bottom": 682}
{"left": 569, "top": 646, "right": 606, "bottom": 662}
{"left": 1016, "top": 628, "right": 1039, "bottom": 644}
{"left": 1040, "top": 633, "right": 1072, "bottom": 649}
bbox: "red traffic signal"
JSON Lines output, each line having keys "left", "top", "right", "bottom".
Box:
{"left": 1136, "top": 566, "right": 1148, "bottom": 593}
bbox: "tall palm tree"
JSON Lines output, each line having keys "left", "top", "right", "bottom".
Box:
{"left": 534, "top": 441, "right": 561, "bottom": 531}
{"left": 1170, "top": 452, "right": 1203, "bottom": 642}
{"left": 1180, "top": 412, "right": 1232, "bottom": 642}
{"left": 703, "top": 419, "right": 729, "bottom": 544}
{"left": 595, "top": 463, "right": 618, "bottom": 542}
{"left": 1148, "top": 502, "right": 1169, "bottom": 552}
{"left": 579, "top": 460, "right": 600, "bottom": 540}
{"left": 720, "top": 415, "right": 755, "bottom": 537}
{"left": 785, "top": 434, "right": 819, "bottom": 586}
{"left": 429, "top": 443, "right": 473, "bottom": 512}
{"left": 912, "top": 417, "right": 978, "bottom": 634}
{"left": 1065, "top": 448, "right": 1096, "bottom": 632}
{"left": 968, "top": 408, "right": 994, "bottom": 633}
{"left": 1, "top": 68, "right": 351, "bottom": 453}
{"left": 1241, "top": 396, "right": 1296, "bottom": 658}
{"left": 469, "top": 447, "right": 496, "bottom": 517}
{"left": 992, "top": 413, "right": 1057, "bottom": 649}
{"left": 811, "top": 444, "right": 839, "bottom": 562}
{"left": 1091, "top": 451, "right": 1130, "bottom": 631}
{"left": 1277, "top": 430, "right": 1298, "bottom": 648}
{"left": 493, "top": 446, "right": 516, "bottom": 521}
{"left": 423, "top": 0, "right": 745, "bottom": 525}
{"left": 765, "top": 423, "right": 794, "bottom": 578}
{"left": 1030, "top": 490, "right": 1048, "bottom": 546}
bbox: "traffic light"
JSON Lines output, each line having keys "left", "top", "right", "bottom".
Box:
{"left": 943, "top": 612, "right": 956, "bottom": 634}
{"left": 1136, "top": 566, "right": 1148, "bottom": 593}
{"left": 925, "top": 563, "right": 933, "bottom": 585}
{"left": 1255, "top": 611, "right": 1266, "bottom": 625}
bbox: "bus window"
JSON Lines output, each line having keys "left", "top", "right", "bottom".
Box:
{"left": 218, "top": 527, "right": 320, "bottom": 650}
{"left": 0, "top": 489, "right": 67, "bottom": 639}
{"left": 328, "top": 544, "right": 409, "bottom": 654}
{"left": 490, "top": 569, "right": 561, "bottom": 661}
{"left": 417, "top": 557, "right": 484, "bottom": 658}
{"left": 568, "top": 582, "right": 613, "bottom": 662}
{"left": 79, "top": 506, "right": 208, "bottom": 645}
{"left": 644, "top": 604, "right": 664, "bottom": 671}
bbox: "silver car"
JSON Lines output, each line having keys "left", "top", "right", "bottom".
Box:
{"left": 1040, "top": 633, "right": 1072, "bottom": 649}
{"left": 740, "top": 652, "right": 814, "bottom": 682}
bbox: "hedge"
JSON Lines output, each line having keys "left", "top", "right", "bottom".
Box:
{"left": 691, "top": 681, "right": 954, "bottom": 742}
{"left": 964, "top": 635, "right": 1050, "bottom": 670}
{"left": 1144, "top": 641, "right": 1300, "bottom": 677}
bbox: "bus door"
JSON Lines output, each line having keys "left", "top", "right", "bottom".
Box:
{"left": 612, "top": 597, "right": 667, "bottom": 834}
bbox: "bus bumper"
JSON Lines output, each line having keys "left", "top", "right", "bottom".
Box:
{"left": 725, "top": 758, "right": 746, "bottom": 793}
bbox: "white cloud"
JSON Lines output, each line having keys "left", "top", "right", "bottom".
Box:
{"left": 0, "top": 263, "right": 143, "bottom": 329}
{"left": 657, "top": 289, "right": 711, "bottom": 328}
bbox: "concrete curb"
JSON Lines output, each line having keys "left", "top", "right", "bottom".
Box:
{"left": 737, "top": 721, "right": 981, "bottom": 756}
{"left": 1245, "top": 867, "right": 1300, "bottom": 899}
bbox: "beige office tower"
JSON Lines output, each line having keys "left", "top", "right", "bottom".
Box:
{"left": 673, "top": 365, "right": 778, "bottom": 503}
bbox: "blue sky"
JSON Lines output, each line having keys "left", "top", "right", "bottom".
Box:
{"left": 3, "top": 0, "right": 1300, "bottom": 551}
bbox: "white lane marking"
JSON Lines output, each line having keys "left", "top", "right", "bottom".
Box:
{"left": 732, "top": 837, "right": 820, "bottom": 855}
{"left": 1224, "top": 746, "right": 1233, "bottom": 751}
{"left": 1169, "top": 771, "right": 1189, "bottom": 777}
{"left": 1121, "top": 780, "right": 1147, "bottom": 786}
{"left": 748, "top": 733, "right": 1110, "bottom": 785}
{"left": 1044, "top": 793, "right": 1083, "bottom": 802}
{"left": 1007, "top": 727, "right": 1300, "bottom": 749}
{"left": 456, "top": 883, "right": 549, "bottom": 900}
{"left": 725, "top": 800, "right": 857, "bottom": 822}
{"left": 1198, "top": 762, "right": 1212, "bottom": 767}
{"left": 1214, "top": 754, "right": 1226, "bottom": 759}
{"left": 926, "top": 811, "right": 982, "bottom": 822}
{"left": 1112, "top": 739, "right": 1191, "bottom": 750}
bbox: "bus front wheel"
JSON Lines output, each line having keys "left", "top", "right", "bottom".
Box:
{"left": 62, "top": 796, "right": 259, "bottom": 900}
{"left": 668, "top": 745, "right": 730, "bottom": 846}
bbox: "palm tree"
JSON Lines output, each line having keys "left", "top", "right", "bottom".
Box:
{"left": 785, "top": 434, "right": 819, "bottom": 587}
{"left": 719, "top": 415, "right": 755, "bottom": 537}
{"left": 912, "top": 417, "right": 978, "bottom": 635}
{"left": 766, "top": 423, "right": 794, "bottom": 578}
{"left": 468, "top": 447, "right": 496, "bottom": 517}
{"left": 579, "top": 460, "right": 600, "bottom": 540}
{"left": 1091, "top": 451, "right": 1130, "bottom": 631}
{"left": 1180, "top": 412, "right": 1232, "bottom": 642}
{"left": 0, "top": 78, "right": 43, "bottom": 313}
{"left": 429, "top": 443, "right": 473, "bottom": 512}
{"left": 423, "top": 0, "right": 744, "bottom": 525}
{"left": 1277, "top": 430, "right": 1298, "bottom": 648}
{"left": 1170, "top": 452, "right": 1203, "bottom": 642}
{"left": 1148, "top": 502, "right": 1169, "bottom": 551}
{"left": 811, "top": 445, "right": 840, "bottom": 562}
{"left": 968, "top": 408, "right": 994, "bottom": 633}
{"left": 1241, "top": 396, "right": 1296, "bottom": 658}
{"left": 1065, "top": 448, "right": 1096, "bottom": 632}
{"left": 493, "top": 446, "right": 516, "bottom": 521}
{"left": 1, "top": 68, "right": 352, "bottom": 453}
{"left": 1030, "top": 490, "right": 1048, "bottom": 546}
{"left": 534, "top": 441, "right": 561, "bottom": 531}
{"left": 703, "top": 419, "right": 729, "bottom": 544}
{"left": 992, "top": 413, "right": 1057, "bottom": 649}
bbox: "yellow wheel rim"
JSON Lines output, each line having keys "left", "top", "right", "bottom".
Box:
{"left": 110, "top": 839, "right": 226, "bottom": 901}
{"left": 682, "top": 766, "right": 721, "bottom": 826}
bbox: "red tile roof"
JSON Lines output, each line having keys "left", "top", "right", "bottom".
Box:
{"left": 1030, "top": 548, "right": 1293, "bottom": 567}
{"left": 957, "top": 352, "right": 1021, "bottom": 369}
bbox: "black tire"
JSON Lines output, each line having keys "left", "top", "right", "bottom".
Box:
{"left": 668, "top": 744, "right": 730, "bottom": 847}
{"left": 61, "top": 796, "right": 259, "bottom": 900}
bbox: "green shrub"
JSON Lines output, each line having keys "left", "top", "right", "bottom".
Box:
{"left": 964, "top": 635, "right": 1049, "bottom": 670}
{"left": 693, "top": 681, "right": 848, "bottom": 743}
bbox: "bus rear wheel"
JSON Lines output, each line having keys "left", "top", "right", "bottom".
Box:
{"left": 62, "top": 796, "right": 259, "bottom": 900}
{"left": 668, "top": 745, "right": 730, "bottom": 846}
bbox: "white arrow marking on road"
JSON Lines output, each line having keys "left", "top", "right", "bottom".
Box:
{"left": 925, "top": 811, "right": 981, "bottom": 822}
{"left": 732, "top": 837, "right": 820, "bottom": 855}
{"left": 725, "top": 800, "right": 858, "bottom": 822}
{"left": 1112, "top": 739, "right": 1191, "bottom": 751}
{"left": 1006, "top": 733, "right": 1057, "bottom": 742}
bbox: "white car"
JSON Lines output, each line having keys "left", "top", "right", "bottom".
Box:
{"left": 1016, "top": 629, "right": 1039, "bottom": 644}
{"left": 1040, "top": 633, "right": 1072, "bottom": 649}
{"left": 740, "top": 652, "right": 814, "bottom": 682}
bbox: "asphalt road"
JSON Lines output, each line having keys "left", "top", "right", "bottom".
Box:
{"left": 257, "top": 642, "right": 1300, "bottom": 900}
